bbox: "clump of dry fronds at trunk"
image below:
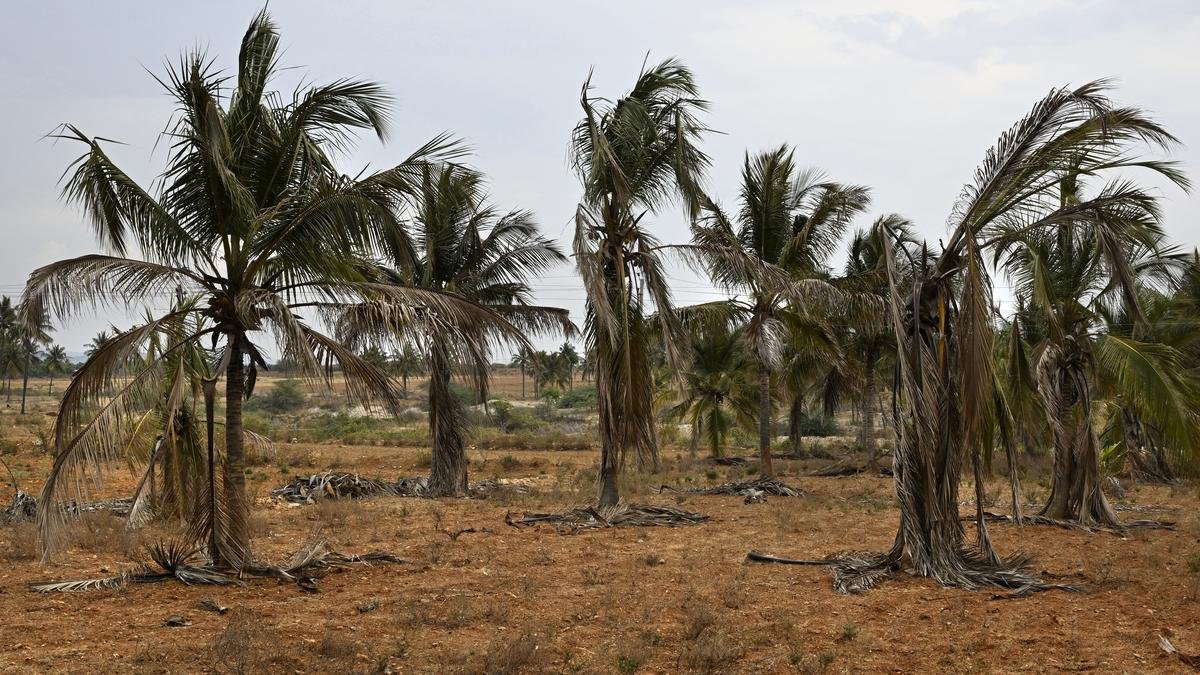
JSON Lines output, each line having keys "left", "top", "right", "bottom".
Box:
{"left": 29, "top": 532, "right": 407, "bottom": 594}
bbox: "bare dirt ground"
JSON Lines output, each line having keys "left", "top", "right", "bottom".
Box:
{"left": 1, "top": 383, "right": 1199, "bottom": 673}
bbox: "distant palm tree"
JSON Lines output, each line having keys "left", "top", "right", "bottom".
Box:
{"left": 570, "top": 58, "right": 711, "bottom": 506}
{"left": 689, "top": 145, "right": 871, "bottom": 476}
{"left": 361, "top": 164, "right": 571, "bottom": 496}
{"left": 510, "top": 346, "right": 532, "bottom": 398}
{"left": 18, "top": 315, "right": 51, "bottom": 414}
{"left": 667, "top": 327, "right": 756, "bottom": 458}
{"left": 390, "top": 342, "right": 424, "bottom": 398}
{"left": 558, "top": 342, "right": 580, "bottom": 390}
{"left": 21, "top": 10, "right": 473, "bottom": 564}
{"left": 85, "top": 330, "right": 111, "bottom": 358}
{"left": 43, "top": 345, "right": 70, "bottom": 395}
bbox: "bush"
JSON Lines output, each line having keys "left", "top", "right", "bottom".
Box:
{"left": 538, "top": 385, "right": 561, "bottom": 403}
{"left": 247, "top": 379, "right": 306, "bottom": 415}
{"left": 491, "top": 401, "right": 545, "bottom": 433}
{"left": 793, "top": 411, "right": 838, "bottom": 437}
{"left": 557, "top": 385, "right": 597, "bottom": 409}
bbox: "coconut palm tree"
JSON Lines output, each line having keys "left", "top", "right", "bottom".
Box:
{"left": 43, "top": 345, "right": 70, "bottom": 395}
{"left": 558, "top": 342, "right": 580, "bottom": 390}
{"left": 18, "top": 316, "right": 51, "bottom": 414}
{"left": 839, "top": 216, "right": 917, "bottom": 456}
{"left": 995, "top": 176, "right": 1199, "bottom": 524}
{"left": 570, "top": 58, "right": 711, "bottom": 507}
{"left": 85, "top": 330, "right": 111, "bottom": 358}
{"left": 666, "top": 326, "right": 756, "bottom": 459}
{"left": 361, "top": 164, "right": 571, "bottom": 497}
{"left": 0, "top": 297, "right": 19, "bottom": 404}
{"left": 390, "top": 342, "right": 424, "bottom": 398}
{"left": 789, "top": 80, "right": 1188, "bottom": 593}
{"left": 510, "top": 346, "right": 533, "bottom": 398}
{"left": 688, "top": 145, "right": 870, "bottom": 476}
{"left": 20, "top": 9, "right": 481, "bottom": 565}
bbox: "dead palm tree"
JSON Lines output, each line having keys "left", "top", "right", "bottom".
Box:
{"left": 570, "top": 58, "right": 711, "bottom": 506}
{"left": 20, "top": 9, "right": 480, "bottom": 565}
{"left": 768, "top": 80, "right": 1188, "bottom": 593}
{"left": 360, "top": 164, "right": 571, "bottom": 496}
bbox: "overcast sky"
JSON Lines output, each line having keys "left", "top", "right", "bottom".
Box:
{"left": 1, "top": 0, "right": 1197, "bottom": 357}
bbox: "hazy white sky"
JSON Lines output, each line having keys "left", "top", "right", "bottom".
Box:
{"left": 1, "top": 0, "right": 1197, "bottom": 356}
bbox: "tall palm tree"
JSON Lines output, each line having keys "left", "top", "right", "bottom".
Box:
{"left": 570, "top": 58, "right": 711, "bottom": 507}
{"left": 996, "top": 177, "right": 1198, "bottom": 524}
{"left": 44, "top": 345, "right": 70, "bottom": 395}
{"left": 20, "top": 10, "right": 479, "bottom": 565}
{"left": 361, "top": 164, "right": 571, "bottom": 496}
{"left": 689, "top": 145, "right": 870, "bottom": 476}
{"left": 510, "top": 346, "right": 532, "bottom": 398}
{"left": 805, "top": 81, "right": 1187, "bottom": 593}
{"left": 558, "top": 341, "right": 580, "bottom": 390}
{"left": 840, "top": 216, "right": 915, "bottom": 454}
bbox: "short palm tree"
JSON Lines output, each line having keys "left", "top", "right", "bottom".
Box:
{"left": 362, "top": 164, "right": 571, "bottom": 496}
{"left": 43, "top": 345, "right": 70, "bottom": 395}
{"left": 20, "top": 10, "right": 479, "bottom": 564}
{"left": 689, "top": 145, "right": 870, "bottom": 476}
{"left": 996, "top": 175, "right": 1198, "bottom": 524}
{"left": 667, "top": 327, "right": 756, "bottom": 458}
{"left": 390, "top": 342, "right": 424, "bottom": 398}
{"left": 570, "top": 58, "right": 711, "bottom": 506}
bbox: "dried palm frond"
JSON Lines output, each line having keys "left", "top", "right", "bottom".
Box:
{"left": 505, "top": 503, "right": 709, "bottom": 533}
{"left": 656, "top": 477, "right": 802, "bottom": 497}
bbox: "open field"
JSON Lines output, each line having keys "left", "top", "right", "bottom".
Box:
{"left": 1, "top": 384, "right": 1199, "bottom": 674}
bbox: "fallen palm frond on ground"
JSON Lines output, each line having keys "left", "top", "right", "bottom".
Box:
{"left": 656, "top": 477, "right": 802, "bottom": 498}
{"left": 270, "top": 472, "right": 534, "bottom": 504}
{"left": 745, "top": 550, "right": 1079, "bottom": 598}
{"left": 29, "top": 533, "right": 407, "bottom": 594}
{"left": 3, "top": 490, "right": 132, "bottom": 524}
{"left": 969, "top": 511, "right": 1175, "bottom": 533}
{"left": 505, "top": 504, "right": 709, "bottom": 532}
{"left": 270, "top": 472, "right": 424, "bottom": 503}
{"left": 807, "top": 459, "right": 892, "bottom": 477}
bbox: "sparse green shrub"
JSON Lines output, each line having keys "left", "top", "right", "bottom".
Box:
{"left": 246, "top": 379, "right": 306, "bottom": 415}
{"left": 491, "top": 400, "right": 545, "bottom": 433}
{"left": 557, "top": 385, "right": 597, "bottom": 409}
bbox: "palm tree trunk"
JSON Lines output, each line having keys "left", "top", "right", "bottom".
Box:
{"left": 757, "top": 363, "right": 774, "bottom": 478}
{"left": 596, "top": 360, "right": 620, "bottom": 508}
{"left": 1040, "top": 368, "right": 1120, "bottom": 526}
{"left": 221, "top": 342, "right": 250, "bottom": 566}
{"left": 203, "top": 378, "right": 219, "bottom": 563}
{"left": 427, "top": 344, "right": 468, "bottom": 497}
{"left": 48, "top": 373, "right": 54, "bottom": 396}
{"left": 401, "top": 373, "right": 408, "bottom": 398}
{"left": 520, "top": 367, "right": 525, "bottom": 399}
{"left": 857, "top": 354, "right": 877, "bottom": 451}
{"left": 19, "top": 348, "right": 31, "bottom": 414}
{"left": 788, "top": 394, "right": 804, "bottom": 457}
